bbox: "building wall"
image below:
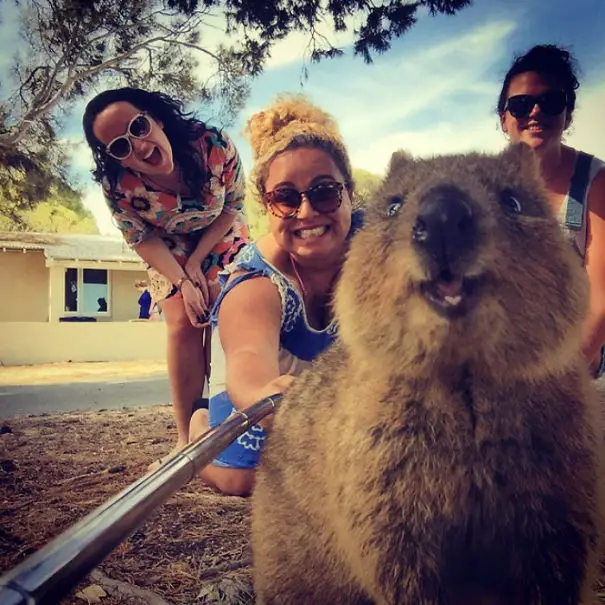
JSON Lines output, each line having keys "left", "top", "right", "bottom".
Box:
{"left": 111, "top": 269, "right": 149, "bottom": 321}
{"left": 0, "top": 250, "right": 48, "bottom": 322}
{"left": 0, "top": 321, "right": 167, "bottom": 365}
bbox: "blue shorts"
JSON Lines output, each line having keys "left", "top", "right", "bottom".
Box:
{"left": 208, "top": 391, "right": 266, "bottom": 470}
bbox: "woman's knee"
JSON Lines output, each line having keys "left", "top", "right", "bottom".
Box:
{"left": 167, "top": 319, "right": 199, "bottom": 343}
{"left": 213, "top": 468, "right": 255, "bottom": 497}
{"left": 163, "top": 299, "right": 200, "bottom": 341}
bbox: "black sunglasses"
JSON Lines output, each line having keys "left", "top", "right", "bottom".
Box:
{"left": 105, "top": 113, "right": 153, "bottom": 160}
{"left": 505, "top": 90, "right": 567, "bottom": 119}
{"left": 265, "top": 181, "right": 345, "bottom": 219}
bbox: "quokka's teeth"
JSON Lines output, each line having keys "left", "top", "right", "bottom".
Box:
{"left": 444, "top": 295, "right": 462, "bottom": 306}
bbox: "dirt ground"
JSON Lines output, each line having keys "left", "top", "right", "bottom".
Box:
{"left": 0, "top": 360, "right": 168, "bottom": 386}
{"left": 2, "top": 406, "right": 605, "bottom": 604}
{"left": 0, "top": 406, "right": 253, "bottom": 604}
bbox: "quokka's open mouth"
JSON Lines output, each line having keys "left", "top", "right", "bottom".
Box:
{"left": 420, "top": 270, "right": 481, "bottom": 319}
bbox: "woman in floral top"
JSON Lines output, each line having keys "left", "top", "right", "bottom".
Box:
{"left": 83, "top": 88, "right": 249, "bottom": 468}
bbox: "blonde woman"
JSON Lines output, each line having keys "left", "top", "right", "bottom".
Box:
{"left": 190, "top": 95, "right": 364, "bottom": 496}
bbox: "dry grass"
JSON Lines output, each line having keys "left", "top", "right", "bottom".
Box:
{"left": 0, "top": 407, "right": 252, "bottom": 604}
{"left": 0, "top": 360, "right": 168, "bottom": 386}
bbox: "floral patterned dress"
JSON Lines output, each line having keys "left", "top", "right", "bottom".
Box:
{"left": 101, "top": 126, "right": 250, "bottom": 302}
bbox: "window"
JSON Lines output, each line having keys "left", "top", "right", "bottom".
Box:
{"left": 65, "top": 268, "right": 78, "bottom": 312}
{"left": 64, "top": 268, "right": 110, "bottom": 315}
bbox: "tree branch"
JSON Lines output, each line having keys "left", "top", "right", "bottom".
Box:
{"left": 18, "top": 65, "right": 49, "bottom": 104}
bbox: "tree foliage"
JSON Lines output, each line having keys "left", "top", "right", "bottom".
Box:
{"left": 1, "top": 0, "right": 254, "bottom": 154}
{"left": 243, "top": 182, "right": 269, "bottom": 240}
{"left": 0, "top": 166, "right": 98, "bottom": 233}
{"left": 0, "top": 201, "right": 99, "bottom": 233}
{"left": 219, "top": 0, "right": 473, "bottom": 64}
{"left": 0, "top": 0, "right": 472, "bottom": 212}
{"left": 352, "top": 167, "right": 383, "bottom": 208}
{"left": 0, "top": 0, "right": 256, "bottom": 218}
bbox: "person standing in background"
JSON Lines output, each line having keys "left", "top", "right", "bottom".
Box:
{"left": 497, "top": 44, "right": 605, "bottom": 378}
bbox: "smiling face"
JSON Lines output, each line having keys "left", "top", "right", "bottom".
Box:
{"left": 500, "top": 71, "right": 570, "bottom": 152}
{"left": 263, "top": 147, "right": 353, "bottom": 265}
{"left": 92, "top": 101, "right": 175, "bottom": 175}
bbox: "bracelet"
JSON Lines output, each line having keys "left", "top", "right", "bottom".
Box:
{"left": 175, "top": 276, "right": 192, "bottom": 290}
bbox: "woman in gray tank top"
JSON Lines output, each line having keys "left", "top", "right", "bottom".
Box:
{"left": 498, "top": 44, "right": 605, "bottom": 378}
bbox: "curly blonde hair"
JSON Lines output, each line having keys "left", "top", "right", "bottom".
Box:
{"left": 244, "top": 94, "right": 353, "bottom": 205}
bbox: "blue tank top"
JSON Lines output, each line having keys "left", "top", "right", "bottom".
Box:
{"left": 207, "top": 209, "right": 364, "bottom": 401}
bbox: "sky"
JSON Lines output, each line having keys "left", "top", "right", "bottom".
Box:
{"left": 2, "top": 0, "right": 605, "bottom": 235}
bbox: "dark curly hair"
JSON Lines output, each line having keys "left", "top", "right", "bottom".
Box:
{"left": 497, "top": 44, "right": 581, "bottom": 123}
{"left": 82, "top": 87, "right": 208, "bottom": 206}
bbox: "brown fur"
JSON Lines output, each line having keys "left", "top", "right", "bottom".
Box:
{"left": 251, "top": 143, "right": 604, "bottom": 605}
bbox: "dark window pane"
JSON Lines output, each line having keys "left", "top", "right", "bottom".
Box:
{"left": 83, "top": 269, "right": 107, "bottom": 285}
{"left": 65, "top": 268, "right": 78, "bottom": 312}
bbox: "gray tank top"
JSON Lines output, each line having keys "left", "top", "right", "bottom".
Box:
{"left": 559, "top": 151, "right": 605, "bottom": 261}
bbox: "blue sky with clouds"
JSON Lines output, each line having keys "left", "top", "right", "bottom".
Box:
{"left": 1, "top": 0, "right": 604, "bottom": 234}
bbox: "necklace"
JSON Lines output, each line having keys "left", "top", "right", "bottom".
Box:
{"left": 290, "top": 255, "right": 308, "bottom": 298}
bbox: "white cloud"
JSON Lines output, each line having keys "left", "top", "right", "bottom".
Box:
{"left": 82, "top": 186, "right": 120, "bottom": 236}
{"left": 566, "top": 81, "right": 605, "bottom": 160}
{"left": 192, "top": 9, "right": 360, "bottom": 82}
{"left": 65, "top": 140, "right": 94, "bottom": 174}
{"left": 298, "top": 18, "right": 604, "bottom": 176}
{"left": 59, "top": 137, "right": 117, "bottom": 235}
{"left": 320, "top": 19, "right": 518, "bottom": 138}
{"left": 263, "top": 18, "right": 359, "bottom": 70}
{"left": 348, "top": 80, "right": 605, "bottom": 176}
{"left": 288, "top": 19, "right": 517, "bottom": 174}
{"left": 350, "top": 116, "right": 505, "bottom": 175}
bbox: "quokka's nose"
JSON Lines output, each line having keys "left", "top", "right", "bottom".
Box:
{"left": 412, "top": 185, "right": 476, "bottom": 264}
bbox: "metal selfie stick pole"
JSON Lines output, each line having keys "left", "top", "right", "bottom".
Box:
{"left": 0, "top": 394, "right": 282, "bottom": 605}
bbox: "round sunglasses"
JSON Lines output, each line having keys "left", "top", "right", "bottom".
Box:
{"left": 504, "top": 90, "right": 567, "bottom": 119}
{"left": 105, "top": 113, "right": 153, "bottom": 160}
{"left": 264, "top": 181, "right": 344, "bottom": 219}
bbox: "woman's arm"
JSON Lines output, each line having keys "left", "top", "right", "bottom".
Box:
{"left": 135, "top": 236, "right": 208, "bottom": 325}
{"left": 188, "top": 209, "right": 237, "bottom": 263}
{"left": 103, "top": 177, "right": 207, "bottom": 322}
{"left": 217, "top": 275, "right": 285, "bottom": 409}
{"left": 134, "top": 236, "right": 189, "bottom": 285}
{"left": 191, "top": 131, "right": 246, "bottom": 259}
{"left": 581, "top": 170, "right": 605, "bottom": 367}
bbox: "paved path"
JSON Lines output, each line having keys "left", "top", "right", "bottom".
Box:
{"left": 0, "top": 374, "right": 171, "bottom": 418}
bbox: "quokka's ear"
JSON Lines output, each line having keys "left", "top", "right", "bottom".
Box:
{"left": 500, "top": 141, "right": 541, "bottom": 184}
{"left": 386, "top": 149, "right": 415, "bottom": 179}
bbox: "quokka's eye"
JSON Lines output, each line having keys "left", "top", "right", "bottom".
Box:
{"left": 386, "top": 196, "right": 404, "bottom": 217}
{"left": 500, "top": 189, "right": 522, "bottom": 214}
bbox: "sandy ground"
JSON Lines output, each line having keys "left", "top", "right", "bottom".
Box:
{"left": 0, "top": 360, "right": 168, "bottom": 386}
{"left": 0, "top": 407, "right": 253, "bottom": 604}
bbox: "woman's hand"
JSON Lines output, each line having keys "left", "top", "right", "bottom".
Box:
{"left": 255, "top": 374, "right": 296, "bottom": 432}
{"left": 185, "top": 254, "right": 210, "bottom": 307}
{"left": 180, "top": 279, "right": 209, "bottom": 328}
